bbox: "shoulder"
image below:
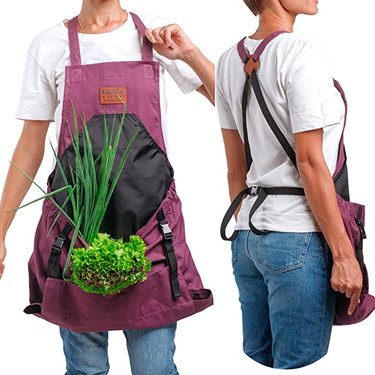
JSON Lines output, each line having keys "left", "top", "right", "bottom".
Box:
{"left": 217, "top": 43, "right": 243, "bottom": 74}
{"left": 136, "top": 13, "right": 173, "bottom": 29}
{"left": 272, "top": 32, "right": 328, "bottom": 60}
{"left": 27, "top": 22, "right": 67, "bottom": 62}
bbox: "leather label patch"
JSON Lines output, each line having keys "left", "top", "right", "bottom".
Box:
{"left": 99, "top": 87, "right": 127, "bottom": 105}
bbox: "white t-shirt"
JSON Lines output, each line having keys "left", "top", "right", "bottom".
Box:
{"left": 216, "top": 33, "right": 345, "bottom": 232}
{"left": 16, "top": 13, "right": 202, "bottom": 146}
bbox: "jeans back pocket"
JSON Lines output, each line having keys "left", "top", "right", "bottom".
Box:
{"left": 254, "top": 232, "right": 312, "bottom": 274}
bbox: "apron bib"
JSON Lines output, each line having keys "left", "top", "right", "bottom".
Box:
{"left": 24, "top": 13, "right": 213, "bottom": 332}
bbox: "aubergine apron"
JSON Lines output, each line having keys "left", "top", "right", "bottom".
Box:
{"left": 24, "top": 13, "right": 213, "bottom": 333}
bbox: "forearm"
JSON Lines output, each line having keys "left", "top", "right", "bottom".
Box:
{"left": 298, "top": 160, "right": 353, "bottom": 260}
{"left": 182, "top": 47, "right": 215, "bottom": 104}
{"left": 228, "top": 171, "right": 247, "bottom": 202}
{"left": 227, "top": 169, "right": 247, "bottom": 220}
{"left": 0, "top": 123, "right": 48, "bottom": 240}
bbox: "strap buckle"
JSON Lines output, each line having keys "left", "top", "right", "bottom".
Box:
{"left": 249, "top": 186, "right": 262, "bottom": 196}
{"left": 51, "top": 235, "right": 66, "bottom": 254}
{"left": 160, "top": 222, "right": 173, "bottom": 241}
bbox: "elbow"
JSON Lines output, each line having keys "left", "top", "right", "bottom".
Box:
{"left": 227, "top": 167, "right": 247, "bottom": 182}
{"left": 296, "top": 153, "right": 326, "bottom": 181}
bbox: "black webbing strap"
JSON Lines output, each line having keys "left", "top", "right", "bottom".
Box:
{"left": 242, "top": 72, "right": 253, "bottom": 170}
{"left": 47, "top": 222, "right": 73, "bottom": 278}
{"left": 220, "top": 34, "right": 306, "bottom": 241}
{"left": 157, "top": 209, "right": 182, "bottom": 300}
{"left": 251, "top": 72, "right": 297, "bottom": 168}
{"left": 220, "top": 187, "right": 250, "bottom": 241}
{"left": 220, "top": 186, "right": 305, "bottom": 239}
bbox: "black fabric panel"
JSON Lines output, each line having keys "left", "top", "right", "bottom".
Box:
{"left": 50, "top": 113, "right": 173, "bottom": 240}
{"left": 334, "top": 156, "right": 350, "bottom": 201}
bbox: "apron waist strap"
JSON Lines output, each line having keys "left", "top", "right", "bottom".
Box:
{"left": 220, "top": 186, "right": 305, "bottom": 240}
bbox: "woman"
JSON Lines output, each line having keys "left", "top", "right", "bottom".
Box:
{"left": 216, "top": 0, "right": 362, "bottom": 369}
{"left": 0, "top": 0, "right": 214, "bottom": 374}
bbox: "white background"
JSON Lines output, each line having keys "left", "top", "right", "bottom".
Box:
{"left": 0, "top": 1, "right": 374, "bottom": 374}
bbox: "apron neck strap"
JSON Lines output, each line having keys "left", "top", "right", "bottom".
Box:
{"left": 237, "top": 30, "right": 288, "bottom": 63}
{"left": 129, "top": 12, "right": 153, "bottom": 62}
{"left": 68, "top": 12, "right": 154, "bottom": 66}
{"left": 68, "top": 16, "right": 82, "bottom": 66}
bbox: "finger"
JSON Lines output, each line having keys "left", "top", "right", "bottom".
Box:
{"left": 345, "top": 289, "right": 353, "bottom": 299}
{"left": 0, "top": 264, "right": 5, "bottom": 279}
{"left": 145, "top": 28, "right": 157, "bottom": 44}
{"left": 348, "top": 289, "right": 361, "bottom": 315}
{"left": 331, "top": 279, "right": 339, "bottom": 292}
{"left": 338, "top": 285, "right": 346, "bottom": 294}
{"left": 152, "top": 29, "right": 166, "bottom": 46}
{"left": 163, "top": 28, "right": 176, "bottom": 49}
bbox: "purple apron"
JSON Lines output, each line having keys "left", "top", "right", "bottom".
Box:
{"left": 24, "top": 13, "right": 213, "bottom": 333}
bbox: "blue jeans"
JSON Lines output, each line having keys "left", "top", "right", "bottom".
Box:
{"left": 60, "top": 323, "right": 179, "bottom": 375}
{"left": 232, "top": 230, "right": 336, "bottom": 369}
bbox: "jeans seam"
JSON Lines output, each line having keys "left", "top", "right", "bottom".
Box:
{"left": 317, "top": 240, "right": 331, "bottom": 359}
{"left": 244, "top": 230, "right": 252, "bottom": 261}
{"left": 231, "top": 232, "right": 240, "bottom": 267}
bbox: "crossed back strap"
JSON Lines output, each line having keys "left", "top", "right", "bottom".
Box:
{"left": 237, "top": 33, "right": 348, "bottom": 178}
{"left": 220, "top": 32, "right": 349, "bottom": 240}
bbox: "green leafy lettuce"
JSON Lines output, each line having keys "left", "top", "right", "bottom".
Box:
{"left": 71, "top": 234, "right": 151, "bottom": 295}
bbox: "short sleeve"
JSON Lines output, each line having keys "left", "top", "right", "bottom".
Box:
{"left": 16, "top": 39, "right": 57, "bottom": 121}
{"left": 285, "top": 38, "right": 341, "bottom": 133}
{"left": 158, "top": 56, "right": 202, "bottom": 94}
{"left": 139, "top": 14, "right": 202, "bottom": 94}
{"left": 215, "top": 55, "right": 237, "bottom": 130}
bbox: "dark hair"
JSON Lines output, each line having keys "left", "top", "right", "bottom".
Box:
{"left": 243, "top": 0, "right": 266, "bottom": 16}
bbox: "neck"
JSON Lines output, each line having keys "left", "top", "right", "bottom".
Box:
{"left": 251, "top": 7, "right": 295, "bottom": 40}
{"left": 79, "top": 0, "right": 125, "bottom": 30}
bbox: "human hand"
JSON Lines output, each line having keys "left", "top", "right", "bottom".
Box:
{"left": 331, "top": 254, "right": 363, "bottom": 315}
{"left": 0, "top": 240, "right": 6, "bottom": 279}
{"left": 145, "top": 24, "right": 198, "bottom": 63}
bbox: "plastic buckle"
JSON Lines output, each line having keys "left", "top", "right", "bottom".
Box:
{"left": 249, "top": 186, "right": 262, "bottom": 196}
{"left": 51, "top": 235, "right": 65, "bottom": 254}
{"left": 160, "top": 222, "right": 173, "bottom": 241}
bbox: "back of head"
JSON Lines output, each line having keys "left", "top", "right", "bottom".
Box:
{"left": 243, "top": 0, "right": 266, "bottom": 16}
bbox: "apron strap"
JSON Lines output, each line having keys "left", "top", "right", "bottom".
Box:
{"left": 237, "top": 31, "right": 288, "bottom": 64}
{"left": 332, "top": 79, "right": 348, "bottom": 179}
{"left": 130, "top": 12, "right": 154, "bottom": 62}
{"left": 68, "top": 16, "right": 82, "bottom": 66}
{"left": 47, "top": 222, "right": 73, "bottom": 279}
{"left": 157, "top": 209, "right": 182, "bottom": 300}
{"left": 68, "top": 13, "right": 154, "bottom": 66}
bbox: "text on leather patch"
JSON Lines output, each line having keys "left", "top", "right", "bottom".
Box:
{"left": 99, "top": 87, "right": 127, "bottom": 105}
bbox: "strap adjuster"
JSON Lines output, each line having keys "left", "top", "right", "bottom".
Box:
{"left": 51, "top": 235, "right": 66, "bottom": 254}
{"left": 244, "top": 55, "right": 260, "bottom": 76}
{"left": 249, "top": 186, "right": 262, "bottom": 196}
{"left": 160, "top": 222, "right": 173, "bottom": 241}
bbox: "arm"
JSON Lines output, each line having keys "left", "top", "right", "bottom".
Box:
{"left": 295, "top": 128, "right": 362, "bottom": 315}
{"left": 221, "top": 129, "right": 248, "bottom": 217}
{"left": 0, "top": 120, "right": 50, "bottom": 279}
{"left": 145, "top": 24, "right": 215, "bottom": 104}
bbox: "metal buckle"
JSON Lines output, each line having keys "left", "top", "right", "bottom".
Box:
{"left": 249, "top": 186, "right": 262, "bottom": 196}
{"left": 160, "top": 222, "right": 173, "bottom": 241}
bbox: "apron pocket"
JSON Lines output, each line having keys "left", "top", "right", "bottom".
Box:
{"left": 39, "top": 265, "right": 196, "bottom": 333}
{"left": 50, "top": 112, "right": 173, "bottom": 241}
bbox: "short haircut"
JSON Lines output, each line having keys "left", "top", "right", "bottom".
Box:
{"left": 243, "top": 0, "right": 267, "bottom": 16}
